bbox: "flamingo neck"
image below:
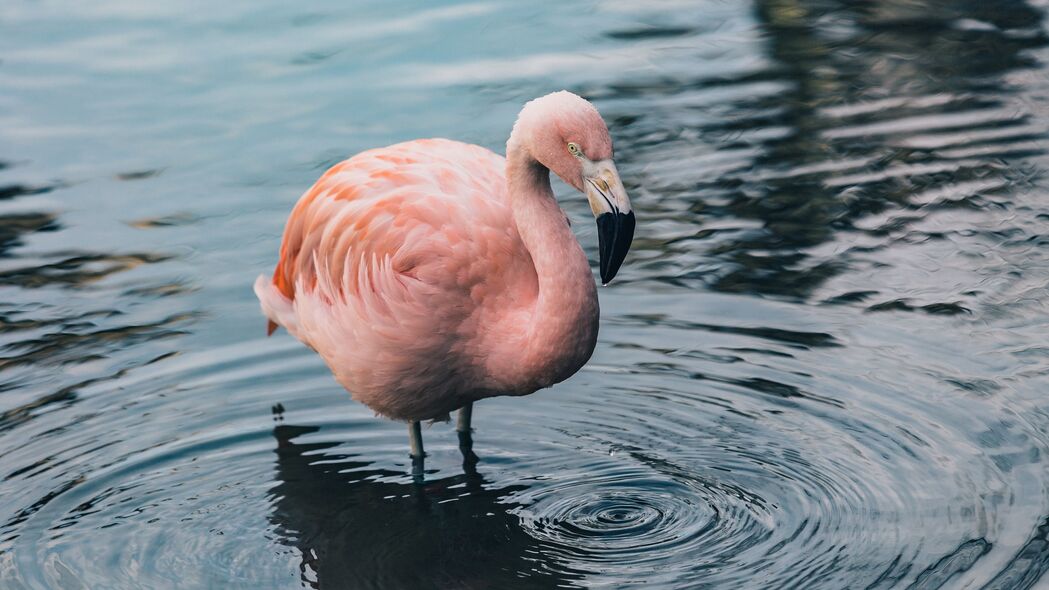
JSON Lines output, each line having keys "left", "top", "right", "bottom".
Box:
{"left": 503, "top": 139, "right": 599, "bottom": 390}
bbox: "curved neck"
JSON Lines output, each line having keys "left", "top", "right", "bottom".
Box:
{"left": 503, "top": 137, "right": 599, "bottom": 388}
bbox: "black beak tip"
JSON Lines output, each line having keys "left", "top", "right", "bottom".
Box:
{"left": 597, "top": 210, "right": 635, "bottom": 285}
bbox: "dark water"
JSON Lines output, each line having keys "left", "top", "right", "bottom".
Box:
{"left": 3, "top": 0, "right": 1049, "bottom": 588}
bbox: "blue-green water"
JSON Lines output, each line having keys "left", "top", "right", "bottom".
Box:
{"left": 3, "top": 0, "right": 1049, "bottom": 588}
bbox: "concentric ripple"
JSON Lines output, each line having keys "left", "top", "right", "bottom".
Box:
{"left": 504, "top": 393, "right": 936, "bottom": 588}
{"left": 517, "top": 469, "right": 739, "bottom": 569}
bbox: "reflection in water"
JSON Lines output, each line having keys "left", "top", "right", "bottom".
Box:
{"left": 0, "top": 251, "right": 173, "bottom": 289}
{"left": 616, "top": 0, "right": 1048, "bottom": 305}
{"left": 269, "top": 424, "right": 578, "bottom": 590}
{"left": 980, "top": 518, "right": 1049, "bottom": 590}
{"left": 0, "top": 145, "right": 192, "bottom": 426}
{"left": 0, "top": 183, "right": 60, "bottom": 259}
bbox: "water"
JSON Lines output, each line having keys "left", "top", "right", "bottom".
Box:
{"left": 2, "top": 0, "right": 1049, "bottom": 587}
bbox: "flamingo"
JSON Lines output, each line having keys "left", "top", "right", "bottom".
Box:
{"left": 255, "top": 91, "right": 634, "bottom": 470}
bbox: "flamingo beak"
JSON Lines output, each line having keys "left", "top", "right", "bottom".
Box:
{"left": 584, "top": 160, "right": 634, "bottom": 285}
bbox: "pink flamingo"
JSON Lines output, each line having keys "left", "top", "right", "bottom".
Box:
{"left": 255, "top": 91, "right": 634, "bottom": 466}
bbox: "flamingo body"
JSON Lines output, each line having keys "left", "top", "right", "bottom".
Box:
{"left": 256, "top": 92, "right": 633, "bottom": 425}
{"left": 256, "top": 139, "right": 596, "bottom": 420}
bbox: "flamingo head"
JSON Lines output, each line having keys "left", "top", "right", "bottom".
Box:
{"left": 513, "top": 91, "right": 635, "bottom": 284}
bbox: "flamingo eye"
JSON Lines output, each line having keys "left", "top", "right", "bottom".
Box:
{"left": 567, "top": 142, "right": 582, "bottom": 157}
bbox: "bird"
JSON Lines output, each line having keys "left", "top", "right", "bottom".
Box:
{"left": 255, "top": 91, "right": 634, "bottom": 471}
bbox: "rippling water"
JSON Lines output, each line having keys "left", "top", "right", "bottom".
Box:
{"left": 3, "top": 0, "right": 1049, "bottom": 588}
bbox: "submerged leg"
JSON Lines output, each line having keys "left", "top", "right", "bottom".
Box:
{"left": 456, "top": 402, "right": 478, "bottom": 473}
{"left": 408, "top": 420, "right": 425, "bottom": 479}
{"left": 456, "top": 402, "right": 472, "bottom": 433}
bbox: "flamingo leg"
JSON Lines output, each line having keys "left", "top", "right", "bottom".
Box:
{"left": 456, "top": 402, "right": 473, "bottom": 433}
{"left": 408, "top": 420, "right": 425, "bottom": 479}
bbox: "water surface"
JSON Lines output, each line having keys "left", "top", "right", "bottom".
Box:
{"left": 3, "top": 0, "right": 1049, "bottom": 588}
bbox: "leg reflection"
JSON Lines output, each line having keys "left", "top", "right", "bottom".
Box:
{"left": 269, "top": 422, "right": 579, "bottom": 589}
